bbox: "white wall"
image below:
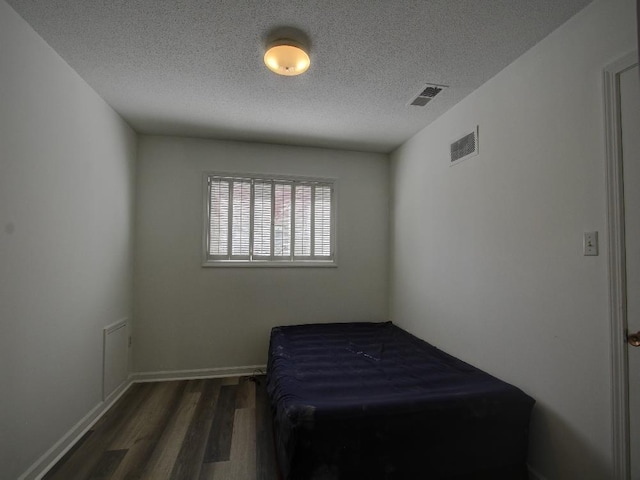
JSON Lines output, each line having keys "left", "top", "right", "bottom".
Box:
{"left": 134, "top": 136, "right": 389, "bottom": 373}
{"left": 0, "top": 1, "right": 137, "bottom": 478}
{"left": 390, "top": 1, "right": 636, "bottom": 479}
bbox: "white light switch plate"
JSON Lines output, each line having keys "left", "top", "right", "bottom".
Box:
{"left": 583, "top": 231, "right": 598, "bottom": 256}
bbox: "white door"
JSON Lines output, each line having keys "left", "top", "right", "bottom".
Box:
{"left": 620, "top": 63, "right": 640, "bottom": 479}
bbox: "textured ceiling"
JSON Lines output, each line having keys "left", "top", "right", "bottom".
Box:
{"left": 7, "top": 0, "right": 592, "bottom": 152}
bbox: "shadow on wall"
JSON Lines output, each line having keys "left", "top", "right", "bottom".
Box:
{"left": 129, "top": 116, "right": 390, "bottom": 152}
{"left": 528, "top": 403, "right": 610, "bottom": 479}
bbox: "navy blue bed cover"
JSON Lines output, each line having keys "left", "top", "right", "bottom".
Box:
{"left": 266, "top": 321, "right": 535, "bottom": 480}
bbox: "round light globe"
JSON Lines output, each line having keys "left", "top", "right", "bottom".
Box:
{"left": 264, "top": 43, "right": 310, "bottom": 76}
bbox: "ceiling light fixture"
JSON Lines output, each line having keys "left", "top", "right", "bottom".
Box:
{"left": 264, "top": 40, "right": 310, "bottom": 76}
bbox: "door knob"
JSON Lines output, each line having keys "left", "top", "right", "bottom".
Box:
{"left": 629, "top": 331, "right": 640, "bottom": 347}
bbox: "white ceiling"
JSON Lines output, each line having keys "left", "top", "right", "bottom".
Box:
{"left": 7, "top": 0, "right": 592, "bottom": 153}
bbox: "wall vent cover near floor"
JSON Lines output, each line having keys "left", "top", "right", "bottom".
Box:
{"left": 450, "top": 126, "right": 479, "bottom": 166}
{"left": 409, "top": 83, "right": 448, "bottom": 106}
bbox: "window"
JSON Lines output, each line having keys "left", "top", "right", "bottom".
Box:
{"left": 204, "top": 173, "right": 335, "bottom": 266}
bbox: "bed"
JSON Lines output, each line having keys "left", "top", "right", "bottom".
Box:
{"left": 266, "top": 321, "right": 535, "bottom": 479}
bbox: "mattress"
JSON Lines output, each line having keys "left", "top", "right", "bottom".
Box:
{"left": 266, "top": 321, "right": 535, "bottom": 479}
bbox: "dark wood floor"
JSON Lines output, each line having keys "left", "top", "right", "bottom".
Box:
{"left": 44, "top": 376, "right": 278, "bottom": 480}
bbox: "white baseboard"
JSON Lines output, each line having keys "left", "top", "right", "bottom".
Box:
{"left": 19, "top": 364, "right": 267, "bottom": 480}
{"left": 131, "top": 364, "right": 267, "bottom": 382}
{"left": 528, "top": 464, "right": 549, "bottom": 480}
{"left": 18, "top": 378, "right": 133, "bottom": 480}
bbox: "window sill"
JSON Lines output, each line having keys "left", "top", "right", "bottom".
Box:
{"left": 201, "top": 260, "right": 337, "bottom": 268}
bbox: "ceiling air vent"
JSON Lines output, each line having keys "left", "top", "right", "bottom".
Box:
{"left": 409, "top": 83, "right": 448, "bottom": 107}
{"left": 450, "top": 126, "right": 479, "bottom": 166}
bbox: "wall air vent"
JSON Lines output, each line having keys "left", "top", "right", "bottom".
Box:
{"left": 450, "top": 126, "right": 479, "bottom": 166}
{"left": 409, "top": 83, "right": 448, "bottom": 107}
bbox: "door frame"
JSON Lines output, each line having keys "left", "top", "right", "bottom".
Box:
{"left": 604, "top": 51, "right": 638, "bottom": 480}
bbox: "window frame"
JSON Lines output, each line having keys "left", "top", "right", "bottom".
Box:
{"left": 202, "top": 172, "right": 337, "bottom": 267}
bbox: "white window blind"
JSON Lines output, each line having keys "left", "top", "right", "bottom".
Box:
{"left": 205, "top": 174, "right": 335, "bottom": 265}
{"left": 253, "top": 181, "right": 272, "bottom": 257}
{"left": 314, "top": 185, "right": 332, "bottom": 257}
{"left": 231, "top": 180, "right": 251, "bottom": 257}
{"left": 274, "top": 183, "right": 292, "bottom": 257}
{"left": 208, "top": 179, "right": 229, "bottom": 256}
{"left": 294, "top": 185, "right": 311, "bottom": 257}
